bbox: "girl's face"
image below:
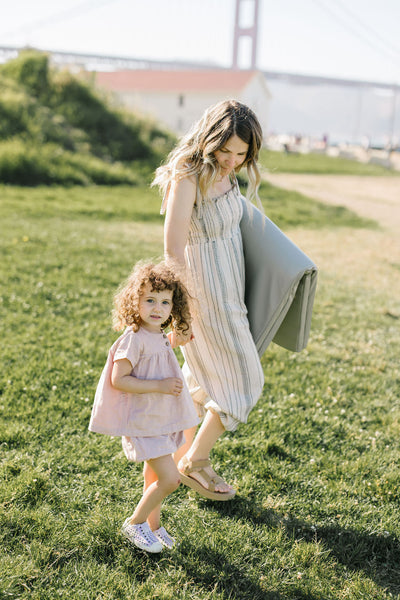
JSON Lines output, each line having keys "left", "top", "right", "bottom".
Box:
{"left": 138, "top": 283, "right": 173, "bottom": 333}
{"left": 213, "top": 134, "right": 249, "bottom": 177}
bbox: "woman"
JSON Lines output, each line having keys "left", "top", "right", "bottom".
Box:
{"left": 153, "top": 99, "right": 265, "bottom": 500}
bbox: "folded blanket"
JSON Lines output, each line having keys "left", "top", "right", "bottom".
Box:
{"left": 240, "top": 198, "right": 318, "bottom": 355}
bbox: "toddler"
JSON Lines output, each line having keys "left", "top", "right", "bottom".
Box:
{"left": 89, "top": 261, "right": 198, "bottom": 552}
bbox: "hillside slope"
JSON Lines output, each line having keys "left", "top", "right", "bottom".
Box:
{"left": 0, "top": 50, "right": 174, "bottom": 185}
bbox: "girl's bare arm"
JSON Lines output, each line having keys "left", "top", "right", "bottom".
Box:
{"left": 111, "top": 359, "right": 183, "bottom": 396}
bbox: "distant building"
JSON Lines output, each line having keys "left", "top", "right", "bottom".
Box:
{"left": 94, "top": 69, "right": 271, "bottom": 139}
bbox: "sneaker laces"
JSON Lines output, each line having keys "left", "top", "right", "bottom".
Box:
{"left": 140, "top": 523, "right": 154, "bottom": 542}
{"left": 153, "top": 526, "right": 175, "bottom": 548}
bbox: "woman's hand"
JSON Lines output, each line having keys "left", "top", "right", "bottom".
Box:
{"left": 168, "top": 328, "right": 194, "bottom": 348}
{"left": 159, "top": 377, "right": 183, "bottom": 396}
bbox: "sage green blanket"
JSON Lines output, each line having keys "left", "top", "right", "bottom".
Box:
{"left": 240, "top": 199, "right": 318, "bottom": 355}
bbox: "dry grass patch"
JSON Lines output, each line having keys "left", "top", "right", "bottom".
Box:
{"left": 266, "top": 174, "right": 400, "bottom": 232}
{"left": 291, "top": 228, "right": 400, "bottom": 307}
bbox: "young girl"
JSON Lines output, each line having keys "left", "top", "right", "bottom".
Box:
{"left": 153, "top": 99, "right": 265, "bottom": 501}
{"left": 88, "top": 261, "right": 199, "bottom": 553}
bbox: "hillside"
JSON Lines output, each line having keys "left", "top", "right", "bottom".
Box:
{"left": 0, "top": 50, "right": 175, "bottom": 185}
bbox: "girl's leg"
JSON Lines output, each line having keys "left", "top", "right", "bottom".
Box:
{"left": 128, "top": 454, "right": 180, "bottom": 526}
{"left": 180, "top": 409, "right": 232, "bottom": 493}
{"left": 145, "top": 427, "right": 197, "bottom": 529}
{"left": 143, "top": 461, "right": 161, "bottom": 531}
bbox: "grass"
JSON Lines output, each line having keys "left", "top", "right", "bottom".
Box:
{"left": 260, "top": 149, "right": 399, "bottom": 175}
{"left": 1, "top": 183, "right": 400, "bottom": 599}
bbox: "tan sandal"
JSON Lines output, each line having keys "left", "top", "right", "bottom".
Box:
{"left": 178, "top": 456, "right": 236, "bottom": 501}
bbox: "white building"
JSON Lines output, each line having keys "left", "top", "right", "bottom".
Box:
{"left": 95, "top": 69, "right": 271, "bottom": 139}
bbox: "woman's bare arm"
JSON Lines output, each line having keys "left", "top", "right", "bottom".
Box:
{"left": 164, "top": 176, "right": 196, "bottom": 266}
{"left": 164, "top": 176, "right": 197, "bottom": 346}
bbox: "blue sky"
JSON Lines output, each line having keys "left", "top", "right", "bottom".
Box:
{"left": 1, "top": 0, "right": 400, "bottom": 84}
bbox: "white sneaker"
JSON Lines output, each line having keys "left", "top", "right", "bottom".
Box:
{"left": 121, "top": 519, "right": 163, "bottom": 553}
{"left": 153, "top": 526, "right": 176, "bottom": 549}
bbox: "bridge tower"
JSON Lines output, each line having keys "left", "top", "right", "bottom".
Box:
{"left": 232, "top": 0, "right": 260, "bottom": 69}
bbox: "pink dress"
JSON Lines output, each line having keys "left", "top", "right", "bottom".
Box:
{"left": 89, "top": 326, "right": 199, "bottom": 461}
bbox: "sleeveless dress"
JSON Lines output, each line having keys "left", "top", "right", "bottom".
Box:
{"left": 180, "top": 180, "right": 265, "bottom": 432}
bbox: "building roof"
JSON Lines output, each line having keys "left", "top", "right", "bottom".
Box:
{"left": 95, "top": 69, "right": 260, "bottom": 92}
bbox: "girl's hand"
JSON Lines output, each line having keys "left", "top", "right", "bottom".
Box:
{"left": 168, "top": 327, "right": 194, "bottom": 348}
{"left": 159, "top": 377, "right": 184, "bottom": 396}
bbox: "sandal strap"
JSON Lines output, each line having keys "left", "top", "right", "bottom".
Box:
{"left": 180, "top": 457, "right": 211, "bottom": 474}
{"left": 205, "top": 474, "right": 224, "bottom": 492}
{"left": 190, "top": 468, "right": 222, "bottom": 492}
{"left": 179, "top": 456, "right": 228, "bottom": 493}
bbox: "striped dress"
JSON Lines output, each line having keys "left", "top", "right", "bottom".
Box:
{"left": 181, "top": 181, "right": 265, "bottom": 432}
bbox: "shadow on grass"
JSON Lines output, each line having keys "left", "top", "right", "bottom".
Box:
{"left": 174, "top": 543, "right": 322, "bottom": 600}
{"left": 286, "top": 518, "right": 400, "bottom": 595}
{"left": 211, "top": 497, "right": 400, "bottom": 596}
{"left": 123, "top": 541, "right": 322, "bottom": 600}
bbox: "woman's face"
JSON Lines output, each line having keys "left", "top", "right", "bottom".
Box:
{"left": 213, "top": 134, "right": 249, "bottom": 177}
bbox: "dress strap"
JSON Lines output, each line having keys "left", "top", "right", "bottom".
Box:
{"left": 161, "top": 176, "right": 203, "bottom": 216}
{"left": 230, "top": 172, "right": 240, "bottom": 194}
{"left": 160, "top": 182, "right": 170, "bottom": 215}
{"left": 195, "top": 178, "right": 204, "bottom": 218}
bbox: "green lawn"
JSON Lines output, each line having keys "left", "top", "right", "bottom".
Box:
{"left": 1, "top": 184, "right": 399, "bottom": 599}
{"left": 260, "top": 149, "right": 399, "bottom": 175}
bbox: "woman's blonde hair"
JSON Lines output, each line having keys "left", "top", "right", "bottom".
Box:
{"left": 153, "top": 99, "right": 263, "bottom": 206}
{"left": 112, "top": 261, "right": 192, "bottom": 335}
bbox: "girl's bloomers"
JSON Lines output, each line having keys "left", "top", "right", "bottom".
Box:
{"left": 89, "top": 326, "right": 199, "bottom": 461}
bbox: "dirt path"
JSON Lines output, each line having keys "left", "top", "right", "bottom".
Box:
{"left": 265, "top": 174, "right": 400, "bottom": 232}
{"left": 264, "top": 174, "right": 400, "bottom": 307}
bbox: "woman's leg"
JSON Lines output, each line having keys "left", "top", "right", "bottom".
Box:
{"left": 179, "top": 409, "right": 233, "bottom": 493}
{"left": 173, "top": 426, "right": 197, "bottom": 465}
{"left": 128, "top": 454, "right": 180, "bottom": 526}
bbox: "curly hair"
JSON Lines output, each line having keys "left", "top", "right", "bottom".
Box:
{"left": 152, "top": 99, "right": 263, "bottom": 207}
{"left": 112, "top": 261, "right": 192, "bottom": 336}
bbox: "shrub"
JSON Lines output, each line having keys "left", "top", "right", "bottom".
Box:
{"left": 0, "top": 82, "right": 33, "bottom": 139}
{"left": 0, "top": 50, "right": 50, "bottom": 99}
{"left": 0, "top": 139, "right": 137, "bottom": 186}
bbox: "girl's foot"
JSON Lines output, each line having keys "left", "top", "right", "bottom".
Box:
{"left": 121, "top": 519, "right": 163, "bottom": 553}
{"left": 153, "top": 526, "right": 176, "bottom": 549}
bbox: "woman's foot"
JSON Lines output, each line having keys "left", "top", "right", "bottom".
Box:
{"left": 178, "top": 455, "right": 235, "bottom": 501}
{"left": 121, "top": 519, "right": 163, "bottom": 553}
{"left": 153, "top": 526, "right": 176, "bottom": 549}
